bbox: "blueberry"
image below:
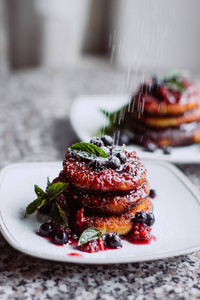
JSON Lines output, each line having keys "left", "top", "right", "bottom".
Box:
{"left": 38, "top": 222, "right": 54, "bottom": 237}
{"left": 146, "top": 212, "right": 155, "bottom": 226}
{"left": 89, "top": 159, "right": 108, "bottom": 170}
{"left": 118, "top": 133, "right": 130, "bottom": 146}
{"left": 38, "top": 204, "right": 52, "bottom": 215}
{"left": 54, "top": 231, "right": 68, "bottom": 244}
{"left": 101, "top": 135, "right": 113, "bottom": 146}
{"left": 145, "top": 141, "right": 157, "bottom": 152}
{"left": 162, "top": 146, "right": 172, "bottom": 155}
{"left": 100, "top": 146, "right": 111, "bottom": 156}
{"left": 90, "top": 137, "right": 104, "bottom": 147}
{"left": 101, "top": 234, "right": 107, "bottom": 242}
{"left": 134, "top": 212, "right": 147, "bottom": 224}
{"left": 114, "top": 151, "right": 127, "bottom": 164}
{"left": 149, "top": 189, "right": 157, "bottom": 198}
{"left": 108, "top": 156, "right": 121, "bottom": 169}
{"left": 152, "top": 75, "right": 163, "bottom": 88}
{"left": 105, "top": 233, "right": 122, "bottom": 248}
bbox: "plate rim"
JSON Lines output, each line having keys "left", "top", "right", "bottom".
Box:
{"left": 1, "top": 160, "right": 200, "bottom": 264}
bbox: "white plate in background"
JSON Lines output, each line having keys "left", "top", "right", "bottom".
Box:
{"left": 69, "top": 95, "right": 200, "bottom": 164}
{"left": 0, "top": 161, "right": 200, "bottom": 264}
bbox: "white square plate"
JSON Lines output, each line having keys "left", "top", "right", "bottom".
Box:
{"left": 69, "top": 94, "right": 200, "bottom": 163}
{"left": 0, "top": 161, "right": 200, "bottom": 264}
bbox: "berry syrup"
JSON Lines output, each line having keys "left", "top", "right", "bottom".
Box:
{"left": 124, "top": 223, "right": 156, "bottom": 245}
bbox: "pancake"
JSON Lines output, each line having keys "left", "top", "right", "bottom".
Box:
{"left": 68, "top": 180, "right": 150, "bottom": 215}
{"left": 127, "top": 119, "right": 200, "bottom": 147}
{"left": 118, "top": 74, "right": 200, "bottom": 149}
{"left": 130, "top": 106, "right": 200, "bottom": 128}
{"left": 132, "top": 79, "right": 199, "bottom": 115}
{"left": 69, "top": 198, "right": 153, "bottom": 236}
{"left": 63, "top": 149, "right": 147, "bottom": 192}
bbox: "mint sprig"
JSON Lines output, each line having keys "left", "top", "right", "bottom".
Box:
{"left": 97, "top": 105, "right": 128, "bottom": 137}
{"left": 50, "top": 202, "right": 68, "bottom": 226}
{"left": 163, "top": 71, "right": 186, "bottom": 93}
{"left": 71, "top": 142, "right": 108, "bottom": 159}
{"left": 24, "top": 178, "right": 69, "bottom": 226}
{"left": 78, "top": 228, "right": 102, "bottom": 246}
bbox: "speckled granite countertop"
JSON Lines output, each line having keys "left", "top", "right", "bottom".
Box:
{"left": 0, "top": 59, "right": 200, "bottom": 299}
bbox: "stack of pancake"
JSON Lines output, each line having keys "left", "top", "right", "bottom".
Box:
{"left": 62, "top": 146, "right": 153, "bottom": 236}
{"left": 125, "top": 75, "right": 200, "bottom": 148}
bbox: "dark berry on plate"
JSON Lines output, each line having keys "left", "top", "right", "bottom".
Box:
{"left": 38, "top": 204, "right": 52, "bottom": 215}
{"left": 101, "top": 146, "right": 111, "bottom": 156}
{"left": 101, "top": 234, "right": 107, "bottom": 242}
{"left": 114, "top": 151, "right": 127, "bottom": 164}
{"left": 54, "top": 231, "right": 68, "bottom": 245}
{"left": 118, "top": 133, "right": 130, "bottom": 146}
{"left": 145, "top": 141, "right": 157, "bottom": 152}
{"left": 101, "top": 135, "right": 113, "bottom": 146}
{"left": 108, "top": 156, "right": 121, "bottom": 169}
{"left": 90, "top": 137, "right": 104, "bottom": 147}
{"left": 38, "top": 222, "right": 54, "bottom": 237}
{"left": 152, "top": 75, "right": 164, "bottom": 89}
{"left": 162, "top": 146, "right": 172, "bottom": 155}
{"left": 149, "top": 189, "right": 157, "bottom": 198}
{"left": 105, "top": 233, "right": 122, "bottom": 248}
{"left": 134, "top": 212, "right": 147, "bottom": 224}
{"left": 89, "top": 159, "right": 108, "bottom": 170}
{"left": 146, "top": 212, "right": 155, "bottom": 226}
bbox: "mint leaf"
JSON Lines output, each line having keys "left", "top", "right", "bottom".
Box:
{"left": 24, "top": 179, "right": 68, "bottom": 219}
{"left": 78, "top": 227, "right": 102, "bottom": 246}
{"left": 97, "top": 104, "right": 128, "bottom": 137}
{"left": 24, "top": 198, "right": 44, "bottom": 218}
{"left": 101, "top": 104, "right": 128, "bottom": 127}
{"left": 45, "top": 177, "right": 51, "bottom": 192}
{"left": 50, "top": 203, "right": 68, "bottom": 226}
{"left": 165, "top": 79, "right": 186, "bottom": 93}
{"left": 34, "top": 185, "right": 47, "bottom": 198}
{"left": 47, "top": 182, "right": 69, "bottom": 201}
{"left": 71, "top": 142, "right": 108, "bottom": 158}
{"left": 163, "top": 70, "right": 183, "bottom": 81}
{"left": 163, "top": 71, "right": 186, "bottom": 93}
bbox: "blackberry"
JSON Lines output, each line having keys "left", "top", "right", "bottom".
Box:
{"left": 90, "top": 137, "right": 104, "bottom": 147}
{"left": 38, "top": 204, "right": 52, "bottom": 215}
{"left": 146, "top": 212, "right": 155, "bottom": 226}
{"left": 162, "top": 146, "right": 172, "bottom": 155}
{"left": 54, "top": 231, "right": 68, "bottom": 245}
{"left": 108, "top": 156, "right": 121, "bottom": 170}
{"left": 149, "top": 189, "right": 157, "bottom": 198}
{"left": 105, "top": 233, "right": 122, "bottom": 248}
{"left": 114, "top": 151, "right": 127, "bottom": 164}
{"left": 100, "top": 146, "right": 111, "bottom": 156}
{"left": 118, "top": 133, "right": 130, "bottom": 146}
{"left": 145, "top": 141, "right": 157, "bottom": 152}
{"left": 101, "top": 135, "right": 113, "bottom": 146}
{"left": 134, "top": 212, "right": 147, "bottom": 224}
{"left": 38, "top": 222, "right": 54, "bottom": 237}
{"left": 89, "top": 159, "right": 108, "bottom": 170}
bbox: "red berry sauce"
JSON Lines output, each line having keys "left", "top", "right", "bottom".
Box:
{"left": 77, "top": 237, "right": 105, "bottom": 253}
{"left": 125, "top": 223, "right": 156, "bottom": 245}
{"left": 68, "top": 253, "right": 83, "bottom": 257}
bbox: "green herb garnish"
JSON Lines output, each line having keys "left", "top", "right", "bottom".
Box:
{"left": 163, "top": 70, "right": 186, "bottom": 93}
{"left": 24, "top": 178, "right": 69, "bottom": 226}
{"left": 96, "top": 105, "right": 128, "bottom": 137}
{"left": 71, "top": 142, "right": 108, "bottom": 159}
{"left": 78, "top": 227, "right": 102, "bottom": 246}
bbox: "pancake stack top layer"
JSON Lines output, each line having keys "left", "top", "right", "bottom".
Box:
{"left": 57, "top": 137, "right": 153, "bottom": 236}
{"left": 126, "top": 74, "right": 200, "bottom": 148}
